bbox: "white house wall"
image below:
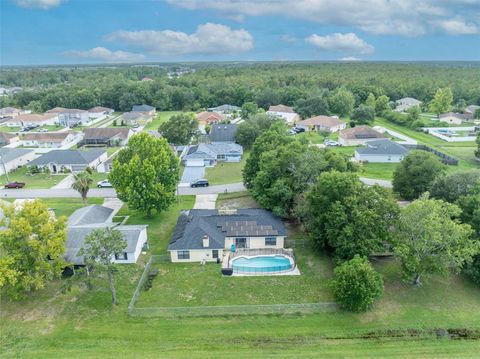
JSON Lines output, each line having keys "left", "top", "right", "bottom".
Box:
{"left": 355, "top": 152, "right": 405, "bottom": 163}
{"left": 169, "top": 249, "right": 224, "bottom": 263}
{"left": 0, "top": 151, "right": 37, "bottom": 175}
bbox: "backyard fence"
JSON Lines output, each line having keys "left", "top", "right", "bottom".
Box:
{"left": 403, "top": 144, "right": 459, "bottom": 165}
{"left": 285, "top": 239, "right": 308, "bottom": 249}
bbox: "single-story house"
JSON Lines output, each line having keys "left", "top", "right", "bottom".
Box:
{"left": 88, "top": 106, "right": 114, "bottom": 119}
{"left": 209, "top": 124, "right": 237, "bottom": 142}
{"left": 28, "top": 149, "right": 107, "bottom": 173}
{"left": 46, "top": 107, "right": 90, "bottom": 127}
{"left": 207, "top": 104, "right": 240, "bottom": 115}
{"left": 339, "top": 126, "right": 386, "bottom": 146}
{"left": 183, "top": 143, "right": 243, "bottom": 167}
{"left": 296, "top": 115, "right": 347, "bottom": 133}
{"left": 81, "top": 127, "right": 132, "bottom": 147}
{"left": 121, "top": 112, "right": 146, "bottom": 126}
{"left": 66, "top": 205, "right": 148, "bottom": 265}
{"left": 132, "top": 104, "right": 156, "bottom": 117}
{"left": 0, "top": 132, "right": 19, "bottom": 147}
{"left": 0, "top": 148, "right": 36, "bottom": 175}
{"left": 3, "top": 113, "right": 59, "bottom": 128}
{"left": 266, "top": 104, "right": 300, "bottom": 125}
{"left": 168, "top": 208, "right": 286, "bottom": 263}
{"left": 196, "top": 111, "right": 224, "bottom": 126}
{"left": 464, "top": 105, "right": 480, "bottom": 119}
{"left": 394, "top": 97, "right": 422, "bottom": 112}
{"left": 0, "top": 107, "right": 31, "bottom": 118}
{"left": 97, "top": 153, "right": 117, "bottom": 173}
{"left": 439, "top": 112, "right": 467, "bottom": 125}
{"left": 21, "top": 131, "right": 79, "bottom": 148}
{"left": 355, "top": 139, "right": 409, "bottom": 163}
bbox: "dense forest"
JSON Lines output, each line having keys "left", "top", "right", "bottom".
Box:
{"left": 1, "top": 62, "right": 479, "bottom": 112}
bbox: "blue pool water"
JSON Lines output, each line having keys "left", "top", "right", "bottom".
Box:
{"left": 232, "top": 255, "right": 293, "bottom": 273}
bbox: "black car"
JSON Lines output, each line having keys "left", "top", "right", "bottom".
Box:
{"left": 190, "top": 178, "right": 209, "bottom": 188}
{"left": 294, "top": 127, "right": 305, "bottom": 133}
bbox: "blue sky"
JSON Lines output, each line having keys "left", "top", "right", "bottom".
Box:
{"left": 1, "top": 0, "right": 479, "bottom": 65}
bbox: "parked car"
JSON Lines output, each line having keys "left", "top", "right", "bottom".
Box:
{"left": 97, "top": 180, "right": 112, "bottom": 188}
{"left": 37, "top": 128, "right": 48, "bottom": 132}
{"left": 324, "top": 139, "right": 341, "bottom": 147}
{"left": 190, "top": 178, "right": 209, "bottom": 188}
{"left": 288, "top": 129, "right": 297, "bottom": 135}
{"left": 4, "top": 181, "right": 26, "bottom": 189}
{"left": 293, "top": 127, "right": 305, "bottom": 133}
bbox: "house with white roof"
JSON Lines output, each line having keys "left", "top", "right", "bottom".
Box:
{"left": 394, "top": 98, "right": 422, "bottom": 112}
{"left": 296, "top": 115, "right": 347, "bottom": 133}
{"left": 267, "top": 104, "right": 300, "bottom": 125}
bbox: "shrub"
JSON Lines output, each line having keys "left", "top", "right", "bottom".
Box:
{"left": 331, "top": 255, "right": 384, "bottom": 312}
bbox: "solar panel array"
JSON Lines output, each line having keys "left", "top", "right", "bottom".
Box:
{"left": 220, "top": 221, "right": 279, "bottom": 236}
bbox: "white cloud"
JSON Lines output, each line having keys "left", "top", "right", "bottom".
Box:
{"left": 105, "top": 23, "right": 253, "bottom": 56}
{"left": 306, "top": 33, "right": 374, "bottom": 54}
{"left": 338, "top": 56, "right": 362, "bottom": 61}
{"left": 14, "top": 0, "right": 65, "bottom": 9}
{"left": 168, "top": 0, "right": 480, "bottom": 36}
{"left": 63, "top": 47, "right": 145, "bottom": 63}
{"left": 434, "top": 18, "right": 479, "bottom": 34}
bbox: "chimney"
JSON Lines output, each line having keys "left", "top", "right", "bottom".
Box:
{"left": 202, "top": 235, "right": 209, "bottom": 248}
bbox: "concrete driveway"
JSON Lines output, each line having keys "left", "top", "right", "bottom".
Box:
{"left": 193, "top": 194, "right": 217, "bottom": 209}
{"left": 180, "top": 166, "right": 205, "bottom": 186}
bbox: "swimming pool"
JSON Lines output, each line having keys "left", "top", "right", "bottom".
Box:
{"left": 232, "top": 255, "right": 293, "bottom": 274}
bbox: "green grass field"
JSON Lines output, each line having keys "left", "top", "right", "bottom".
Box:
{"left": 205, "top": 151, "right": 249, "bottom": 185}
{"left": 143, "top": 111, "right": 186, "bottom": 131}
{"left": 41, "top": 197, "right": 104, "bottom": 217}
{"left": 361, "top": 162, "right": 399, "bottom": 180}
{"left": 216, "top": 191, "right": 259, "bottom": 209}
{"left": 0, "top": 166, "right": 67, "bottom": 189}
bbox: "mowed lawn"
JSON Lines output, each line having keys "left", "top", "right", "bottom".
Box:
{"left": 0, "top": 166, "right": 68, "bottom": 189}
{"left": 205, "top": 151, "right": 249, "bottom": 185}
{"left": 142, "top": 111, "right": 186, "bottom": 131}
{"left": 216, "top": 191, "right": 259, "bottom": 209}
{"left": 41, "top": 197, "right": 104, "bottom": 217}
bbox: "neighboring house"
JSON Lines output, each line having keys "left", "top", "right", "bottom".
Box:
{"left": 141, "top": 77, "right": 153, "bottom": 82}
{"left": 81, "top": 127, "right": 132, "bottom": 147}
{"left": 46, "top": 107, "right": 90, "bottom": 127}
{"left": 121, "top": 112, "right": 146, "bottom": 126}
{"left": 3, "top": 113, "right": 58, "bottom": 127}
{"left": 196, "top": 111, "right": 224, "bottom": 126}
{"left": 0, "top": 107, "right": 31, "bottom": 118}
{"left": 132, "top": 104, "right": 156, "bottom": 117}
{"left": 168, "top": 209, "right": 286, "bottom": 263}
{"left": 0, "top": 148, "right": 36, "bottom": 175}
{"left": 338, "top": 125, "right": 386, "bottom": 146}
{"left": 266, "top": 104, "right": 300, "bottom": 124}
{"left": 66, "top": 205, "right": 148, "bottom": 265}
{"left": 97, "top": 153, "right": 117, "bottom": 173}
{"left": 0, "top": 132, "right": 19, "bottom": 147}
{"left": 464, "top": 105, "right": 480, "bottom": 120}
{"left": 21, "top": 131, "right": 79, "bottom": 148}
{"left": 209, "top": 124, "right": 237, "bottom": 142}
{"left": 183, "top": 143, "right": 243, "bottom": 167}
{"left": 394, "top": 97, "right": 422, "bottom": 112}
{"left": 207, "top": 104, "right": 240, "bottom": 115}
{"left": 88, "top": 106, "right": 114, "bottom": 119}
{"left": 355, "top": 139, "right": 409, "bottom": 163}
{"left": 296, "top": 115, "right": 347, "bottom": 133}
{"left": 439, "top": 112, "right": 467, "bottom": 125}
{"left": 27, "top": 149, "right": 107, "bottom": 173}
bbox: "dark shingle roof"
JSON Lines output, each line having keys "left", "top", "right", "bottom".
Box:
{"left": 0, "top": 148, "right": 33, "bottom": 162}
{"left": 29, "top": 149, "right": 105, "bottom": 166}
{"left": 83, "top": 127, "right": 131, "bottom": 140}
{"left": 168, "top": 209, "right": 286, "bottom": 251}
{"left": 209, "top": 124, "right": 237, "bottom": 142}
{"left": 68, "top": 205, "right": 114, "bottom": 226}
{"left": 132, "top": 104, "right": 155, "bottom": 112}
{"left": 356, "top": 139, "right": 409, "bottom": 156}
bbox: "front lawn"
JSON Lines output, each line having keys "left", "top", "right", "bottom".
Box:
{"left": 205, "top": 151, "right": 249, "bottom": 185}
{"left": 0, "top": 126, "right": 20, "bottom": 132}
{"left": 41, "top": 197, "right": 104, "bottom": 217}
{"left": 361, "top": 162, "right": 399, "bottom": 180}
{"left": 142, "top": 111, "right": 186, "bottom": 131}
{"left": 0, "top": 166, "right": 67, "bottom": 189}
{"left": 216, "top": 191, "right": 259, "bottom": 209}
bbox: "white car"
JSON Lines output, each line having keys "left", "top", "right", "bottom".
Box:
{"left": 324, "top": 140, "right": 341, "bottom": 147}
{"left": 37, "top": 128, "right": 48, "bottom": 132}
{"left": 97, "top": 180, "right": 112, "bottom": 188}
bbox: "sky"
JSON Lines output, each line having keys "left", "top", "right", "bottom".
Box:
{"left": 1, "top": 0, "right": 480, "bottom": 65}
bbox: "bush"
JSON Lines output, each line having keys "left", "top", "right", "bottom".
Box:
{"left": 331, "top": 255, "right": 384, "bottom": 312}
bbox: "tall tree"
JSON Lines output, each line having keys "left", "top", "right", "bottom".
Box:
{"left": 71, "top": 168, "right": 93, "bottom": 206}
{"left": 235, "top": 113, "right": 281, "bottom": 148}
{"left": 0, "top": 200, "right": 67, "bottom": 299}
{"left": 430, "top": 171, "right": 480, "bottom": 203}
{"left": 240, "top": 101, "right": 259, "bottom": 119}
{"left": 394, "top": 194, "right": 478, "bottom": 285}
{"left": 328, "top": 88, "right": 355, "bottom": 117}
{"left": 429, "top": 87, "right": 453, "bottom": 117}
{"left": 392, "top": 150, "right": 446, "bottom": 200}
{"left": 375, "top": 95, "right": 390, "bottom": 114}
{"left": 109, "top": 132, "right": 179, "bottom": 217}
{"left": 365, "top": 93, "right": 376, "bottom": 110}
{"left": 350, "top": 105, "right": 375, "bottom": 124}
{"left": 294, "top": 95, "right": 330, "bottom": 119}
{"left": 158, "top": 113, "right": 197, "bottom": 146}
{"left": 79, "top": 227, "right": 126, "bottom": 305}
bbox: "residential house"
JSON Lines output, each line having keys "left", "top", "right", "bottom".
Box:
{"left": 21, "top": 131, "right": 79, "bottom": 148}
{"left": 81, "top": 127, "right": 133, "bottom": 147}
{"left": 355, "top": 139, "right": 409, "bottom": 163}
{"left": 28, "top": 149, "right": 107, "bottom": 173}
{"left": 132, "top": 104, "right": 156, "bottom": 117}
{"left": 0, "top": 107, "right": 30, "bottom": 118}
{"left": 296, "top": 115, "right": 347, "bottom": 133}
{"left": 439, "top": 112, "right": 467, "bottom": 125}
{"left": 339, "top": 126, "right": 386, "bottom": 146}
{"left": 0, "top": 148, "right": 36, "bottom": 175}
{"left": 183, "top": 143, "right": 243, "bottom": 167}
{"left": 196, "top": 111, "right": 224, "bottom": 126}
{"left": 88, "top": 106, "right": 114, "bottom": 120}
{"left": 0, "top": 132, "right": 19, "bottom": 147}
{"left": 46, "top": 107, "right": 90, "bottom": 127}
{"left": 168, "top": 209, "right": 286, "bottom": 263}
{"left": 209, "top": 124, "right": 237, "bottom": 143}
{"left": 207, "top": 104, "right": 240, "bottom": 115}
{"left": 96, "top": 153, "right": 117, "bottom": 173}
{"left": 66, "top": 205, "right": 148, "bottom": 265}
{"left": 121, "top": 112, "right": 146, "bottom": 126}
{"left": 3, "top": 113, "right": 59, "bottom": 128}
{"left": 464, "top": 105, "right": 480, "bottom": 120}
{"left": 394, "top": 97, "right": 422, "bottom": 112}
{"left": 267, "top": 104, "right": 300, "bottom": 125}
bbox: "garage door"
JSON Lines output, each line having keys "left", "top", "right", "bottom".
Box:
{"left": 186, "top": 159, "right": 205, "bottom": 167}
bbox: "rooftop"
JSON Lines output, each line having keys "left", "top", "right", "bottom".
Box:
{"left": 68, "top": 204, "right": 114, "bottom": 226}
{"left": 29, "top": 149, "right": 106, "bottom": 166}
{"left": 83, "top": 127, "right": 131, "bottom": 140}
{"left": 356, "top": 139, "right": 409, "bottom": 155}
{"left": 297, "top": 115, "right": 345, "bottom": 128}
{"left": 46, "top": 107, "right": 87, "bottom": 114}
{"left": 209, "top": 124, "right": 237, "bottom": 142}
{"left": 0, "top": 147, "right": 34, "bottom": 162}
{"left": 132, "top": 104, "right": 155, "bottom": 112}
{"left": 88, "top": 106, "right": 113, "bottom": 113}
{"left": 268, "top": 104, "right": 296, "bottom": 113}
{"left": 339, "top": 125, "right": 385, "bottom": 139}
{"left": 196, "top": 111, "right": 224, "bottom": 123}
{"left": 23, "top": 131, "right": 74, "bottom": 142}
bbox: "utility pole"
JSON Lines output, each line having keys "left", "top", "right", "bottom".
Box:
{"left": 0, "top": 153, "right": 9, "bottom": 183}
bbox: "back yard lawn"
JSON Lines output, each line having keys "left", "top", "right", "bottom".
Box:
{"left": 41, "top": 197, "right": 103, "bottom": 217}
{"left": 0, "top": 166, "right": 67, "bottom": 189}
{"left": 216, "top": 191, "right": 259, "bottom": 209}
{"left": 205, "top": 151, "right": 249, "bottom": 185}
{"left": 361, "top": 162, "right": 398, "bottom": 180}
{"left": 143, "top": 111, "right": 187, "bottom": 131}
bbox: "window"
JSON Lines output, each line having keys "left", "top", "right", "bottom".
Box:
{"left": 114, "top": 252, "right": 128, "bottom": 260}
{"left": 217, "top": 154, "right": 226, "bottom": 160}
{"left": 212, "top": 250, "right": 219, "bottom": 259}
{"left": 265, "top": 237, "right": 277, "bottom": 246}
{"left": 177, "top": 250, "right": 190, "bottom": 260}
{"left": 235, "top": 237, "right": 247, "bottom": 248}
